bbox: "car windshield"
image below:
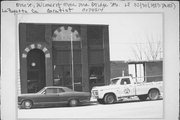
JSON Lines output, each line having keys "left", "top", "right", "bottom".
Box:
{"left": 37, "top": 88, "right": 46, "bottom": 94}
{"left": 110, "top": 78, "right": 119, "bottom": 85}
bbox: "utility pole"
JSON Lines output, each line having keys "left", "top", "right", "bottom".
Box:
{"left": 71, "top": 33, "right": 75, "bottom": 90}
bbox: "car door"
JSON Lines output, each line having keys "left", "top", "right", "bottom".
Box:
{"left": 118, "top": 78, "right": 135, "bottom": 97}
{"left": 57, "top": 88, "right": 69, "bottom": 103}
{"left": 37, "top": 88, "right": 60, "bottom": 105}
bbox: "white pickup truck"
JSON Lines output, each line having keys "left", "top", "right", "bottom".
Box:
{"left": 91, "top": 76, "right": 163, "bottom": 104}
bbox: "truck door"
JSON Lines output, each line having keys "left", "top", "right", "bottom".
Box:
{"left": 118, "top": 78, "right": 135, "bottom": 97}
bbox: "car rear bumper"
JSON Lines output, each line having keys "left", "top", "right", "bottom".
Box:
{"left": 79, "top": 97, "right": 91, "bottom": 103}
{"left": 79, "top": 99, "right": 90, "bottom": 103}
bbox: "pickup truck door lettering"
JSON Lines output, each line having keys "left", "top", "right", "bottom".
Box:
{"left": 124, "top": 88, "right": 130, "bottom": 94}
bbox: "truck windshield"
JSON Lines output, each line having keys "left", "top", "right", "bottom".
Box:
{"left": 110, "top": 78, "right": 119, "bottom": 85}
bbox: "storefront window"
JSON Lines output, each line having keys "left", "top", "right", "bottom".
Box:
{"left": 87, "top": 25, "right": 103, "bottom": 49}
{"left": 89, "top": 66, "right": 104, "bottom": 84}
{"left": 52, "top": 26, "right": 82, "bottom": 91}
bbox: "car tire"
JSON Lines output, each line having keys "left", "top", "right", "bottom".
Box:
{"left": 138, "top": 95, "right": 148, "bottom": 101}
{"left": 104, "top": 94, "right": 116, "bottom": 104}
{"left": 22, "top": 100, "right": 33, "bottom": 109}
{"left": 97, "top": 99, "right": 104, "bottom": 104}
{"left": 148, "top": 89, "right": 159, "bottom": 100}
{"left": 69, "top": 99, "right": 78, "bottom": 107}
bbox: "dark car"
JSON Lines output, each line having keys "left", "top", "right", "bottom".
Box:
{"left": 18, "top": 86, "right": 91, "bottom": 109}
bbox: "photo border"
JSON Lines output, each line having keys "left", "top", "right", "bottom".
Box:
{"left": 1, "top": 1, "right": 179, "bottom": 120}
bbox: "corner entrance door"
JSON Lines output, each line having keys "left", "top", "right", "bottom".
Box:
{"left": 27, "top": 49, "right": 46, "bottom": 93}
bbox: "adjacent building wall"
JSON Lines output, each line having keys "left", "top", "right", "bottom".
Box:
{"left": 145, "top": 61, "right": 163, "bottom": 82}
{"left": 110, "top": 61, "right": 129, "bottom": 79}
{"left": 128, "top": 60, "right": 163, "bottom": 82}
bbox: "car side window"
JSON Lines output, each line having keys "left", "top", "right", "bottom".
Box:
{"left": 110, "top": 78, "right": 119, "bottom": 85}
{"left": 45, "top": 88, "right": 58, "bottom": 94}
{"left": 120, "top": 78, "right": 131, "bottom": 85}
{"left": 58, "top": 88, "right": 65, "bottom": 93}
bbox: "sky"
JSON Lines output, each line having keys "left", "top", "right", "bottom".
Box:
{"left": 107, "top": 14, "right": 163, "bottom": 61}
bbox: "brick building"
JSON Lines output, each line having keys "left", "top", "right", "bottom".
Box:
{"left": 19, "top": 23, "right": 110, "bottom": 93}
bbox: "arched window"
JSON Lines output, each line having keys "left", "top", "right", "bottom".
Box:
{"left": 52, "top": 26, "right": 81, "bottom": 41}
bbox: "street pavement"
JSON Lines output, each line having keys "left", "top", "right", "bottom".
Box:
{"left": 18, "top": 98, "right": 163, "bottom": 119}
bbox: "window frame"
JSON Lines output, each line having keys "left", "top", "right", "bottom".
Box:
{"left": 44, "top": 88, "right": 65, "bottom": 94}
{"left": 120, "top": 78, "right": 131, "bottom": 85}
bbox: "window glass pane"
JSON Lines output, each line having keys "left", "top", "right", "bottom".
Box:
{"left": 58, "top": 88, "right": 65, "bottom": 93}
{"left": 63, "top": 66, "right": 72, "bottom": 87}
{"left": 89, "top": 50, "right": 104, "bottom": 64}
{"left": 128, "top": 64, "right": 136, "bottom": 78}
{"left": 87, "top": 26, "right": 103, "bottom": 49}
{"left": 87, "top": 26, "right": 103, "bottom": 41}
{"left": 89, "top": 66, "right": 104, "bottom": 84}
{"left": 110, "top": 78, "right": 119, "bottom": 85}
{"left": 52, "top": 26, "right": 81, "bottom": 41}
{"left": 45, "top": 88, "right": 57, "bottom": 94}
{"left": 73, "top": 50, "right": 81, "bottom": 64}
{"left": 121, "top": 78, "right": 130, "bottom": 85}
{"left": 63, "top": 87, "right": 73, "bottom": 92}
{"left": 136, "top": 64, "right": 144, "bottom": 82}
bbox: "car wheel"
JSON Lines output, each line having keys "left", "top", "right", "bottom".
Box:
{"left": 138, "top": 95, "right": 148, "bottom": 101}
{"left": 69, "top": 99, "right": 78, "bottom": 107}
{"left": 22, "top": 100, "right": 33, "bottom": 109}
{"left": 104, "top": 94, "right": 116, "bottom": 104}
{"left": 148, "top": 89, "right": 159, "bottom": 100}
{"left": 97, "top": 99, "right": 104, "bottom": 104}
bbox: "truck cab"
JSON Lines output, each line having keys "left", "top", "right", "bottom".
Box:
{"left": 110, "top": 76, "right": 136, "bottom": 97}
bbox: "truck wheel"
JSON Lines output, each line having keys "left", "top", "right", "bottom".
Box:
{"left": 104, "top": 94, "right": 116, "bottom": 104}
{"left": 97, "top": 99, "right": 104, "bottom": 104}
{"left": 69, "top": 99, "right": 78, "bottom": 107}
{"left": 138, "top": 95, "right": 148, "bottom": 101}
{"left": 148, "top": 89, "right": 159, "bottom": 100}
{"left": 22, "top": 100, "right": 33, "bottom": 109}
